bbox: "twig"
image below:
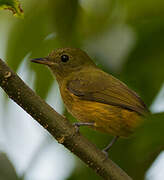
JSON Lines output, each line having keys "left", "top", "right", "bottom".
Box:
{"left": 0, "top": 59, "right": 132, "bottom": 180}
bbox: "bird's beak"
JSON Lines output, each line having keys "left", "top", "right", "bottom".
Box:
{"left": 31, "top": 57, "right": 55, "bottom": 66}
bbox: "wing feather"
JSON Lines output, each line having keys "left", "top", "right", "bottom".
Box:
{"left": 67, "top": 68, "right": 148, "bottom": 116}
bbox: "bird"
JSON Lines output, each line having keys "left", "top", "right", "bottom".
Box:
{"left": 31, "top": 48, "right": 149, "bottom": 153}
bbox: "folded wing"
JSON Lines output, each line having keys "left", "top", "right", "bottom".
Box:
{"left": 67, "top": 68, "right": 148, "bottom": 116}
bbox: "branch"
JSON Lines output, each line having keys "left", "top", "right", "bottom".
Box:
{"left": 0, "top": 59, "right": 132, "bottom": 180}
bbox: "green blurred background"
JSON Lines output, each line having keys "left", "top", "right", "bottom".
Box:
{"left": 0, "top": 0, "right": 164, "bottom": 179}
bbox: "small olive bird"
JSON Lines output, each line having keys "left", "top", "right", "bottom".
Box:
{"left": 31, "top": 48, "right": 149, "bottom": 153}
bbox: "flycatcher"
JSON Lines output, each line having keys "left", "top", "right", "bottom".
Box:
{"left": 31, "top": 48, "right": 149, "bottom": 152}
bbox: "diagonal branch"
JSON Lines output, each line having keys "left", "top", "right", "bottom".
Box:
{"left": 0, "top": 59, "right": 132, "bottom": 180}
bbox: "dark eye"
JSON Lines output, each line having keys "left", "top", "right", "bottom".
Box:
{"left": 61, "top": 55, "right": 69, "bottom": 62}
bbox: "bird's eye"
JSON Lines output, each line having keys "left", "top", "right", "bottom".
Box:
{"left": 61, "top": 55, "right": 69, "bottom": 62}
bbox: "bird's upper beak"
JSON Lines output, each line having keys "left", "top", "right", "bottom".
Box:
{"left": 31, "top": 57, "right": 55, "bottom": 66}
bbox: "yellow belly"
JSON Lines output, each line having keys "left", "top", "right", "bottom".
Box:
{"left": 61, "top": 88, "right": 142, "bottom": 137}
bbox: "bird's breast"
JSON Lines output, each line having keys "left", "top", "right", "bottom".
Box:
{"left": 59, "top": 82, "right": 142, "bottom": 137}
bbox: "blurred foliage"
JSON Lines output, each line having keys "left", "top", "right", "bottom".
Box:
{"left": 0, "top": 0, "right": 23, "bottom": 17}
{"left": 0, "top": 153, "right": 21, "bottom": 180}
{"left": 0, "top": 0, "right": 164, "bottom": 180}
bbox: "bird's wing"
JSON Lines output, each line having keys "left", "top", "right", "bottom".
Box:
{"left": 67, "top": 68, "right": 148, "bottom": 116}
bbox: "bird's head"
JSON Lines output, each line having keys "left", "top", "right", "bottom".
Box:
{"left": 31, "top": 48, "right": 95, "bottom": 81}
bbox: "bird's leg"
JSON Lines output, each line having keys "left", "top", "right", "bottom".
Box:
{"left": 73, "top": 122, "right": 95, "bottom": 133}
{"left": 102, "top": 136, "right": 119, "bottom": 157}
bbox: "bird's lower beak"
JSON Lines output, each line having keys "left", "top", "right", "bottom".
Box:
{"left": 31, "top": 57, "right": 54, "bottom": 66}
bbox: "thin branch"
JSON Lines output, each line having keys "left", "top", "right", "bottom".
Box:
{"left": 0, "top": 59, "right": 132, "bottom": 180}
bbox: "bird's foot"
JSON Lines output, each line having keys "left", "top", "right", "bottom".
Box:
{"left": 102, "top": 150, "right": 109, "bottom": 160}
{"left": 73, "top": 122, "right": 95, "bottom": 133}
{"left": 102, "top": 136, "right": 119, "bottom": 159}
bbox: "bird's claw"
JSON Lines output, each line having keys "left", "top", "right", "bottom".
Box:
{"left": 73, "top": 122, "right": 80, "bottom": 133}
{"left": 102, "top": 149, "right": 109, "bottom": 160}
